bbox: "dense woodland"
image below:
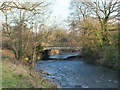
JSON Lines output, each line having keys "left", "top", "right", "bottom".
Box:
{"left": 0, "top": 0, "right": 119, "bottom": 69}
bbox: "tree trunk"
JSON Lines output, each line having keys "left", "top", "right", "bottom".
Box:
{"left": 32, "top": 47, "right": 36, "bottom": 68}
{"left": 101, "top": 19, "right": 110, "bottom": 45}
{"left": 18, "top": 22, "right": 23, "bottom": 60}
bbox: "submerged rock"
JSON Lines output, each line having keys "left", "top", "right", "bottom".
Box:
{"left": 113, "top": 81, "right": 118, "bottom": 83}
{"left": 94, "top": 80, "right": 101, "bottom": 83}
{"left": 74, "top": 85, "right": 82, "bottom": 88}
{"left": 43, "top": 72, "right": 52, "bottom": 75}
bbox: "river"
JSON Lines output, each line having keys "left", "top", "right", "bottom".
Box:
{"left": 35, "top": 52, "right": 118, "bottom": 88}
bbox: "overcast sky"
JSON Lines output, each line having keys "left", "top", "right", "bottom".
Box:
{"left": 0, "top": 0, "right": 96, "bottom": 28}
{"left": 0, "top": 0, "right": 71, "bottom": 26}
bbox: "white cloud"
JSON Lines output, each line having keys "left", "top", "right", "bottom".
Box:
{"left": 51, "top": 0, "right": 71, "bottom": 21}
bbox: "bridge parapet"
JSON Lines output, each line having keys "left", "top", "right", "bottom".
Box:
{"left": 44, "top": 46, "right": 82, "bottom": 50}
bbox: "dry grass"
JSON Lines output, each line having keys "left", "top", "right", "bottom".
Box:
{"left": 1, "top": 48, "right": 58, "bottom": 88}
{"left": 2, "top": 59, "right": 58, "bottom": 88}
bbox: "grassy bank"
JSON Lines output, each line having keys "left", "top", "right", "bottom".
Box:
{"left": 2, "top": 59, "right": 57, "bottom": 88}
{"left": 1, "top": 49, "right": 57, "bottom": 88}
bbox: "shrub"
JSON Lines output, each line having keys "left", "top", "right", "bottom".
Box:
{"left": 82, "top": 30, "right": 119, "bottom": 70}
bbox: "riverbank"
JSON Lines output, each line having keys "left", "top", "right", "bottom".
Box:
{"left": 1, "top": 51, "right": 57, "bottom": 88}
{"left": 81, "top": 31, "right": 119, "bottom": 70}
{"left": 2, "top": 59, "right": 57, "bottom": 88}
{"left": 81, "top": 54, "right": 119, "bottom": 70}
{"left": 66, "top": 56, "right": 119, "bottom": 70}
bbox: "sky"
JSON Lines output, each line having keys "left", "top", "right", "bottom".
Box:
{"left": 1, "top": 0, "right": 110, "bottom": 28}
{"left": 48, "top": 0, "right": 93, "bottom": 27}
{"left": 51, "top": 0, "right": 71, "bottom": 21}
{"left": 47, "top": 0, "right": 71, "bottom": 27}
{"left": 48, "top": 0, "right": 92, "bottom": 26}
{"left": 0, "top": 0, "right": 92, "bottom": 21}
{"left": 0, "top": 0, "right": 71, "bottom": 20}
{"left": 0, "top": 0, "right": 72, "bottom": 27}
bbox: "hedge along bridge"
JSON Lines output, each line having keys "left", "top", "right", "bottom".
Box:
{"left": 43, "top": 46, "right": 82, "bottom": 55}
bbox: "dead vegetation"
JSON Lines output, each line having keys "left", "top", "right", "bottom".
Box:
{"left": 2, "top": 58, "right": 58, "bottom": 88}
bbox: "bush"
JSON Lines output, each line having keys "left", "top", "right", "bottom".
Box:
{"left": 98, "top": 31, "right": 119, "bottom": 69}
{"left": 82, "top": 30, "right": 119, "bottom": 70}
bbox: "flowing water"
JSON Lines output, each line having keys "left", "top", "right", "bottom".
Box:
{"left": 35, "top": 52, "right": 118, "bottom": 88}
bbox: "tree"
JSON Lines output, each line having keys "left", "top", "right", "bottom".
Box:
{"left": 68, "top": 0, "right": 118, "bottom": 50}
{"left": 86, "top": 0, "right": 118, "bottom": 44}
{"left": 68, "top": 2, "right": 95, "bottom": 49}
{"left": 1, "top": 1, "right": 52, "bottom": 61}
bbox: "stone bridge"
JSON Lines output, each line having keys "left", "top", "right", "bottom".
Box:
{"left": 43, "top": 46, "right": 82, "bottom": 56}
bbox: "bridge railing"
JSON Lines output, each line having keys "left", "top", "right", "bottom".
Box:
{"left": 44, "top": 46, "right": 82, "bottom": 50}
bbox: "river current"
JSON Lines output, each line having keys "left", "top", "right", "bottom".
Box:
{"left": 35, "top": 52, "right": 118, "bottom": 88}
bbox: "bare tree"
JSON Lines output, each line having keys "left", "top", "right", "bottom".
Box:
{"left": 1, "top": 1, "right": 52, "bottom": 61}
{"left": 68, "top": 2, "right": 94, "bottom": 49}
{"left": 86, "top": 0, "right": 118, "bottom": 44}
